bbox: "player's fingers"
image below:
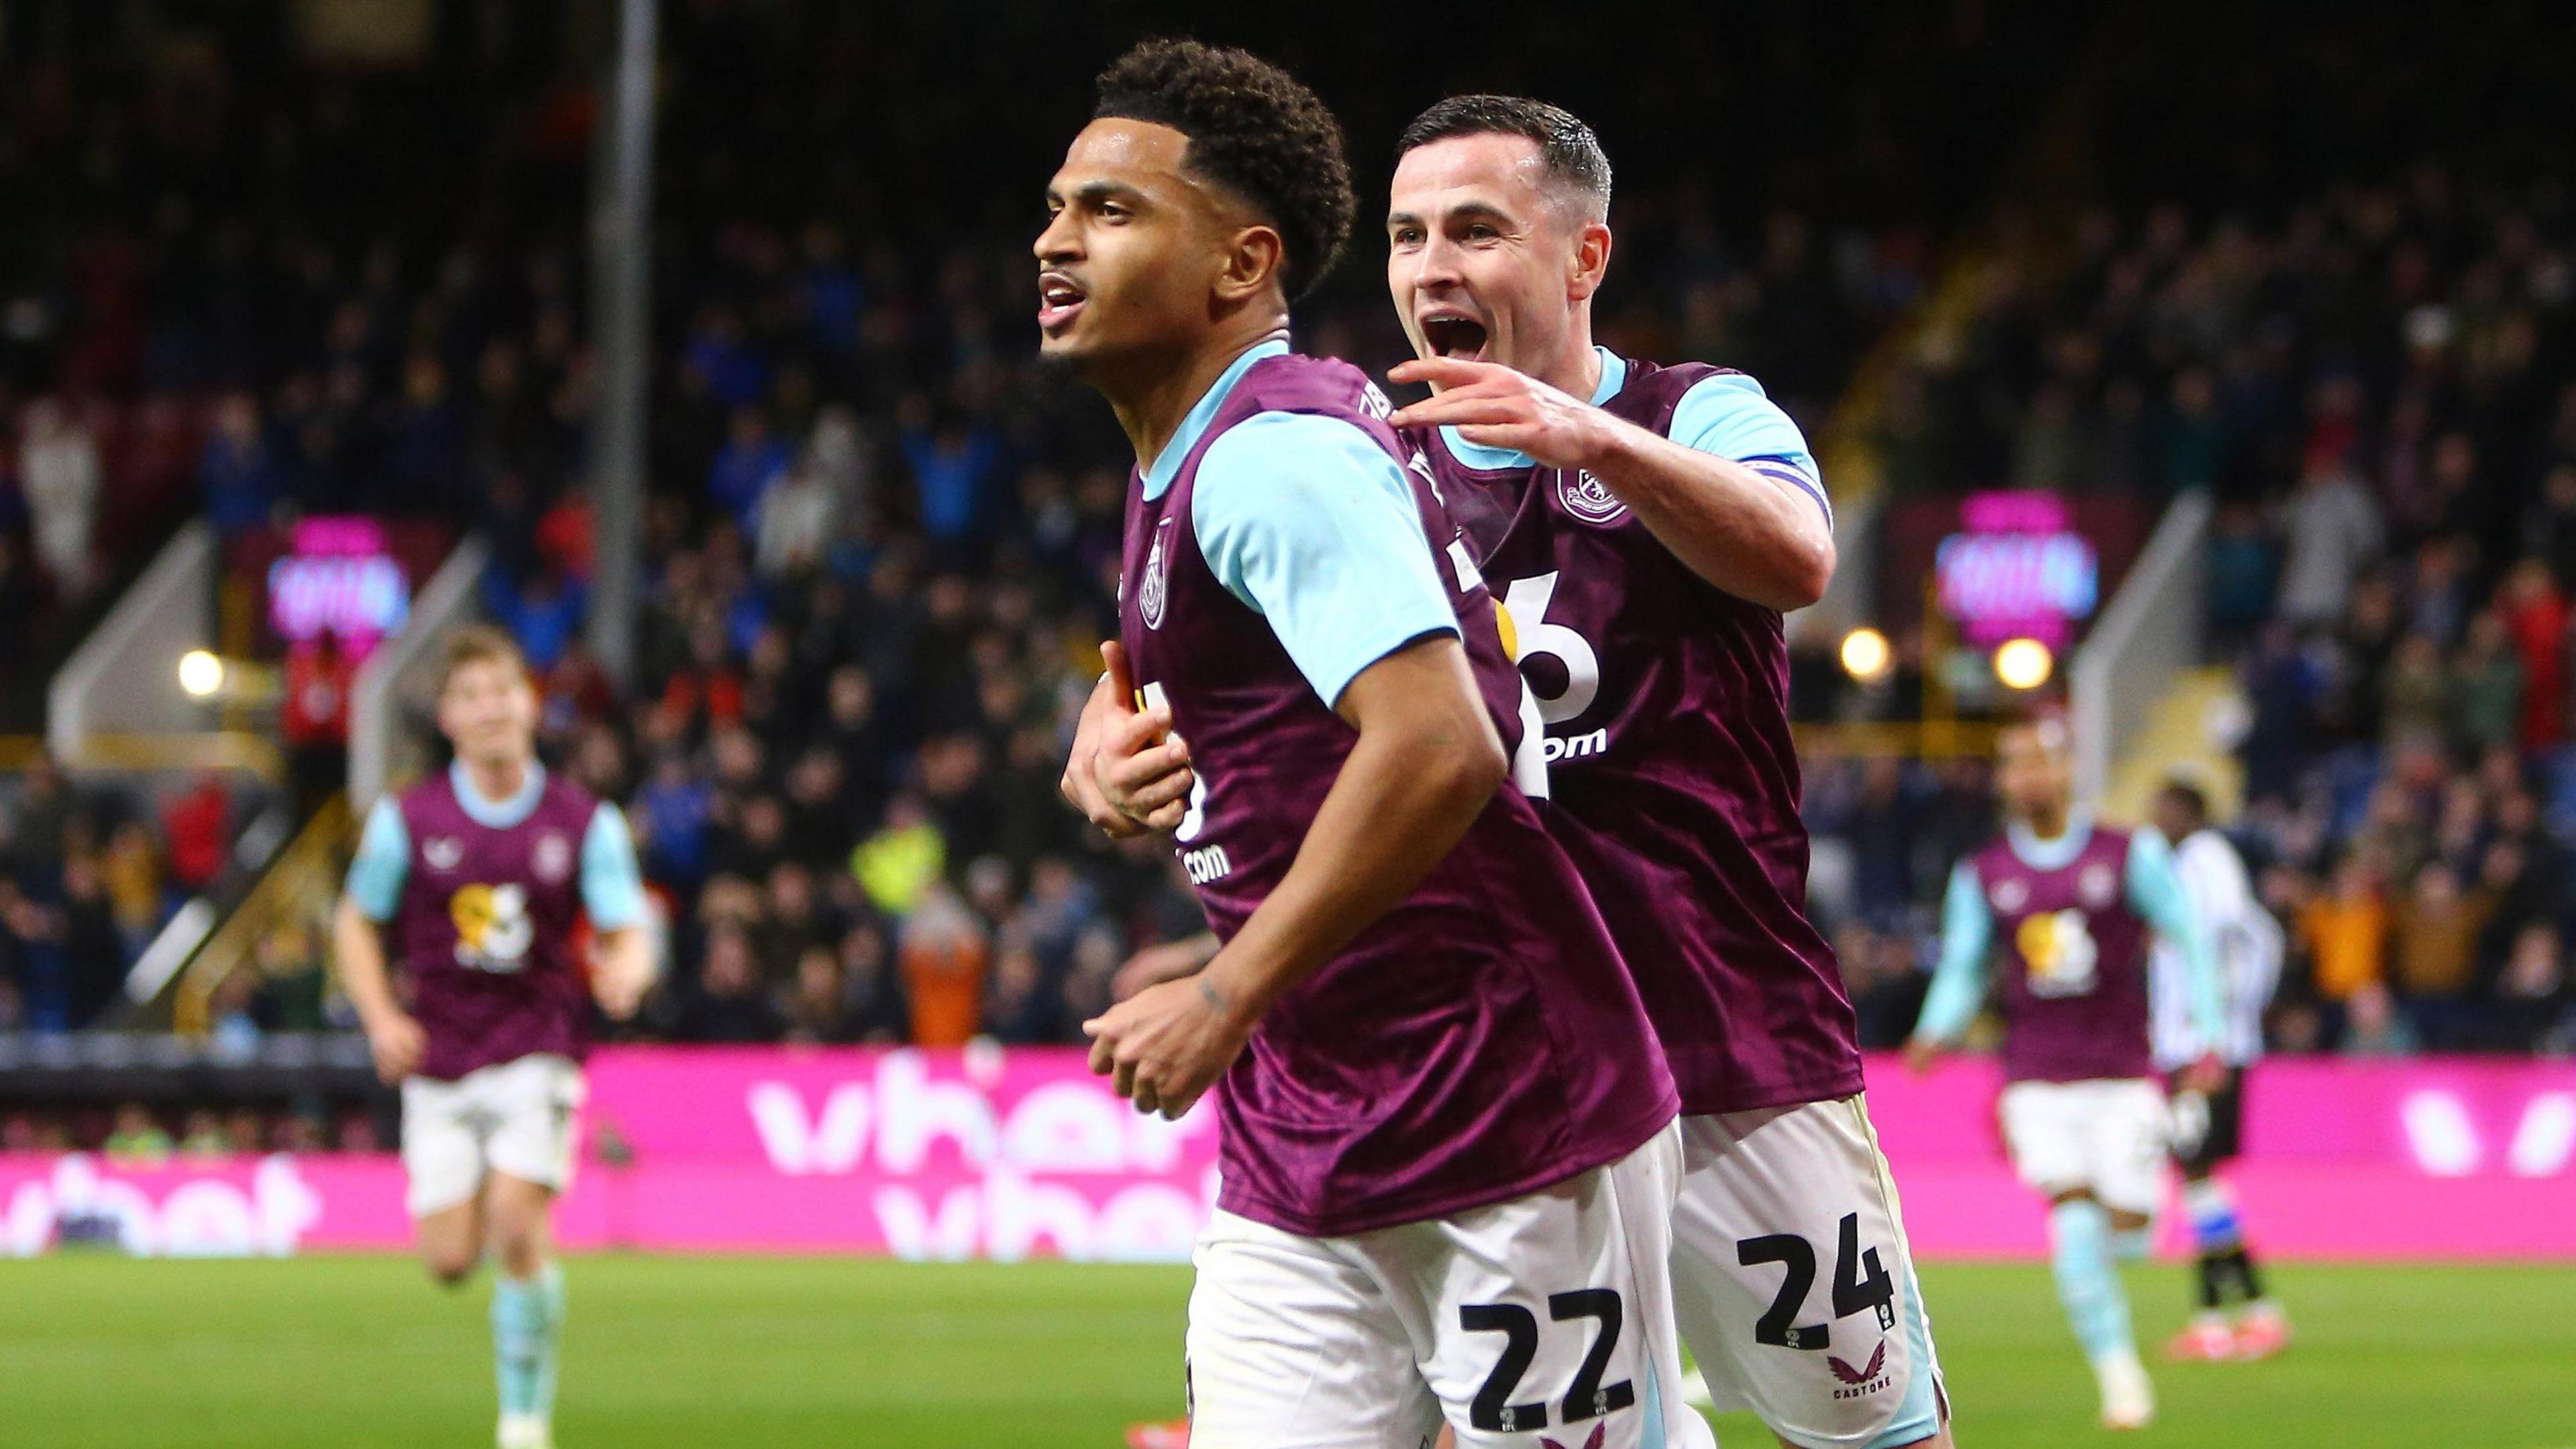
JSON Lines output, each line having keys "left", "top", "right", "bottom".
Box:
{"left": 1101, "top": 640, "right": 1140, "bottom": 708}
{"left": 1457, "top": 424, "right": 1544, "bottom": 452}
{"left": 1138, "top": 798, "right": 1190, "bottom": 832}
{"left": 1104, "top": 735, "right": 1191, "bottom": 791}
{"left": 1386, "top": 389, "right": 1515, "bottom": 424}
{"left": 1113, "top": 761, "right": 1195, "bottom": 814}
{"left": 1110, "top": 702, "right": 1176, "bottom": 754}
{"left": 1386, "top": 356, "right": 1491, "bottom": 388}
{"left": 1112, "top": 1057, "right": 1139, "bottom": 1101}
{"left": 1131, "top": 1075, "right": 1163, "bottom": 1116}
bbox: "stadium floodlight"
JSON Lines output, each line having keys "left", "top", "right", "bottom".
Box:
{"left": 1993, "top": 637, "right": 2053, "bottom": 690}
{"left": 1839, "top": 627, "right": 1893, "bottom": 682}
{"left": 177, "top": 649, "right": 227, "bottom": 700}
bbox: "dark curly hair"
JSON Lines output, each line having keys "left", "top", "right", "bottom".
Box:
{"left": 1397, "top": 95, "right": 1613, "bottom": 222}
{"left": 1093, "top": 39, "right": 1353, "bottom": 302}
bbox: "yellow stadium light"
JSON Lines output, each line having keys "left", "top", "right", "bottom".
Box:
{"left": 178, "top": 649, "right": 227, "bottom": 700}
{"left": 1993, "top": 637, "right": 2054, "bottom": 691}
{"left": 1839, "top": 627, "right": 1892, "bottom": 682}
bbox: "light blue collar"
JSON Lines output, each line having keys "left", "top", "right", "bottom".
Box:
{"left": 450, "top": 759, "right": 547, "bottom": 830}
{"left": 2007, "top": 808, "right": 2094, "bottom": 871}
{"left": 1440, "top": 345, "right": 1627, "bottom": 470}
{"left": 1140, "top": 337, "right": 1291, "bottom": 501}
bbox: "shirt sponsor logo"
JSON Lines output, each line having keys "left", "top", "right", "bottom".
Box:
{"left": 533, "top": 832, "right": 573, "bottom": 884}
{"left": 1140, "top": 521, "right": 1171, "bottom": 631}
{"left": 423, "top": 837, "right": 464, "bottom": 872}
{"left": 1556, "top": 469, "right": 1627, "bottom": 525}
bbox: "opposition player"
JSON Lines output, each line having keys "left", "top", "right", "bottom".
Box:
{"left": 335, "top": 626, "right": 654, "bottom": 1449}
{"left": 1044, "top": 42, "right": 1705, "bottom": 1448}
{"left": 1906, "top": 720, "right": 2222, "bottom": 1431}
{"left": 2148, "top": 780, "right": 2290, "bottom": 1362}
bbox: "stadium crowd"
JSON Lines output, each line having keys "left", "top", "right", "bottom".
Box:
{"left": 6, "top": 3, "right": 2571, "bottom": 1077}
{"left": 0, "top": 4, "right": 1922, "bottom": 1061}
{"left": 1812, "top": 167, "right": 2576, "bottom": 1057}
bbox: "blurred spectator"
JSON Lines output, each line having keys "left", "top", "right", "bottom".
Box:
{"left": 2388, "top": 857, "right": 2505, "bottom": 1049}
{"left": 2490, "top": 924, "right": 2575, "bottom": 1053}
{"left": 161, "top": 773, "right": 232, "bottom": 894}
{"left": 201, "top": 392, "right": 284, "bottom": 537}
{"left": 2341, "top": 981, "right": 2420, "bottom": 1057}
{"left": 678, "top": 924, "right": 785, "bottom": 1043}
{"left": 103, "top": 1104, "right": 173, "bottom": 1165}
{"left": 899, "top": 883, "right": 987, "bottom": 1049}
{"left": 2277, "top": 467, "right": 2384, "bottom": 628}
{"left": 19, "top": 399, "right": 100, "bottom": 599}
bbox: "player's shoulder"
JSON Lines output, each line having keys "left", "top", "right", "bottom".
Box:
{"left": 1232, "top": 352, "right": 1396, "bottom": 429}
{"left": 540, "top": 771, "right": 609, "bottom": 820}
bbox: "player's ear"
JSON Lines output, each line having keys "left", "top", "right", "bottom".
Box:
{"left": 1216, "top": 223, "right": 1287, "bottom": 305}
{"left": 1566, "top": 219, "right": 1613, "bottom": 303}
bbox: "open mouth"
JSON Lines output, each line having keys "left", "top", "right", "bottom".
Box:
{"left": 1419, "top": 313, "right": 1489, "bottom": 360}
{"left": 1038, "top": 274, "right": 1088, "bottom": 333}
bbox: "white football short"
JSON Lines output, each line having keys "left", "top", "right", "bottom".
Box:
{"left": 1997, "top": 1077, "right": 2167, "bottom": 1217}
{"left": 1183, "top": 1120, "right": 1711, "bottom": 1449}
{"left": 399, "top": 1052, "right": 585, "bottom": 1218}
{"left": 1668, "top": 1097, "right": 1947, "bottom": 1449}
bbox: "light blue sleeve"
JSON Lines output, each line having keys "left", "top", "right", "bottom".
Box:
{"left": 1913, "top": 859, "right": 1994, "bottom": 1044}
{"left": 343, "top": 798, "right": 411, "bottom": 922}
{"left": 2125, "top": 828, "right": 2223, "bottom": 1051}
{"left": 581, "top": 804, "right": 648, "bottom": 929}
{"left": 1192, "top": 412, "right": 1461, "bottom": 708}
{"left": 1670, "top": 372, "right": 1831, "bottom": 527}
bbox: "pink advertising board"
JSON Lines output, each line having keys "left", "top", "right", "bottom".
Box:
{"left": 5, "top": 1050, "right": 2569, "bottom": 1259}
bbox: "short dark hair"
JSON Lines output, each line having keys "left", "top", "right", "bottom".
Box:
{"left": 1396, "top": 95, "right": 1613, "bottom": 221}
{"left": 2160, "top": 779, "right": 2210, "bottom": 826}
{"left": 1093, "top": 39, "right": 1353, "bottom": 302}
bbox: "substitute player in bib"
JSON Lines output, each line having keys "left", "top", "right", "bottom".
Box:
{"left": 2147, "top": 780, "right": 2291, "bottom": 1363}
{"left": 1044, "top": 42, "right": 1703, "bottom": 1449}
{"left": 335, "top": 626, "right": 653, "bottom": 1449}
{"left": 1906, "top": 721, "right": 2224, "bottom": 1431}
{"left": 1377, "top": 98, "right": 1941, "bottom": 1449}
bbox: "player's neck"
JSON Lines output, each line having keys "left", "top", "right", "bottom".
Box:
{"left": 1531, "top": 325, "right": 1603, "bottom": 403}
{"left": 1108, "top": 315, "right": 1290, "bottom": 473}
{"left": 460, "top": 754, "right": 533, "bottom": 806}
{"left": 2021, "top": 803, "right": 2072, "bottom": 841}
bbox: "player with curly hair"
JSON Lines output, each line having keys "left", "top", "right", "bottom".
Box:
{"left": 1049, "top": 40, "right": 1707, "bottom": 1449}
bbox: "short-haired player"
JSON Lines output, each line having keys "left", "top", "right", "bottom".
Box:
{"left": 335, "top": 626, "right": 655, "bottom": 1449}
{"left": 1907, "top": 720, "right": 2225, "bottom": 1430}
{"left": 2149, "top": 780, "right": 2290, "bottom": 1362}
{"left": 1047, "top": 42, "right": 1705, "bottom": 1449}
{"left": 1083, "top": 94, "right": 1948, "bottom": 1449}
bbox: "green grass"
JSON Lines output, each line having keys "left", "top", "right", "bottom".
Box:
{"left": 1, "top": 1256, "right": 2569, "bottom": 1447}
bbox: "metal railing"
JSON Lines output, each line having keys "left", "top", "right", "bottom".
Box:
{"left": 169, "top": 794, "right": 354, "bottom": 1036}
{"left": 46, "top": 521, "right": 215, "bottom": 761}
{"left": 347, "top": 535, "right": 488, "bottom": 814}
{"left": 2069, "top": 490, "right": 2212, "bottom": 804}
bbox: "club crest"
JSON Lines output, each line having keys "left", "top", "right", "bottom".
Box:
{"left": 1140, "top": 523, "right": 1171, "bottom": 629}
{"left": 423, "top": 837, "right": 464, "bottom": 871}
{"left": 1557, "top": 469, "right": 1627, "bottom": 525}
{"left": 1990, "top": 876, "right": 2030, "bottom": 913}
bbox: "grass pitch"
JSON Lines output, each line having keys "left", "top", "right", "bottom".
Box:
{"left": 1, "top": 1256, "right": 2568, "bottom": 1447}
